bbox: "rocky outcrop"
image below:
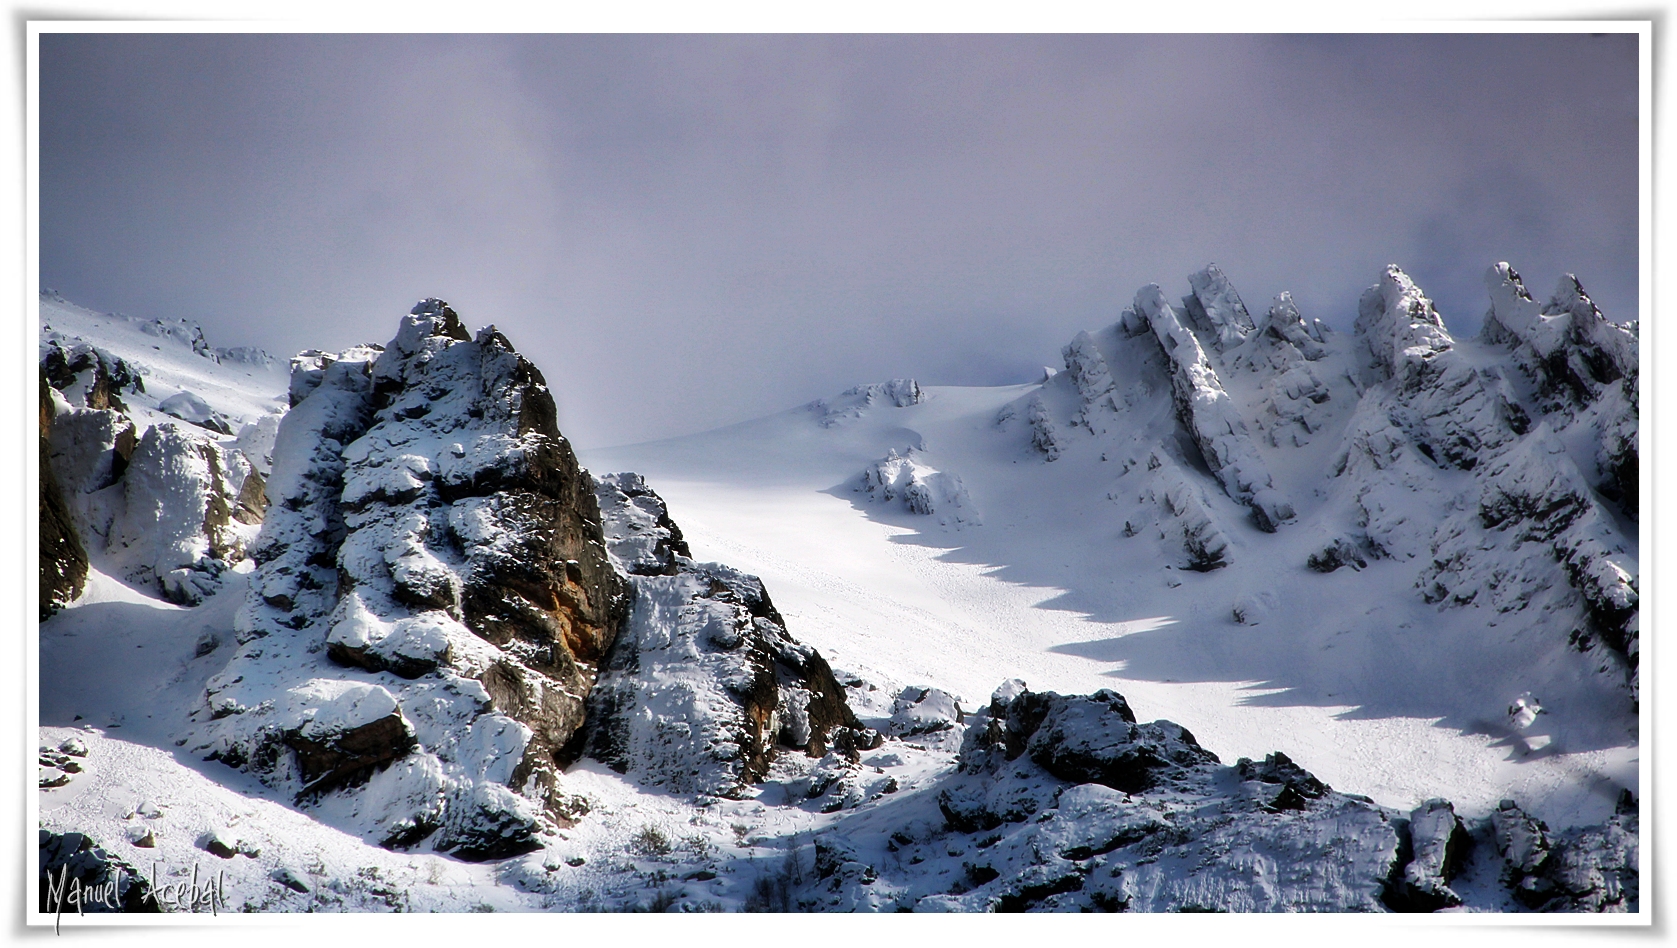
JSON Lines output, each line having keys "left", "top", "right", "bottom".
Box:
{"left": 593, "top": 472, "right": 691, "bottom": 576}
{"left": 1482, "top": 263, "right": 1638, "bottom": 519}
{"left": 40, "top": 342, "right": 144, "bottom": 412}
{"left": 1134, "top": 283, "right": 1293, "bottom": 531}
{"left": 1489, "top": 798, "right": 1638, "bottom": 912}
{"left": 189, "top": 299, "right": 629, "bottom": 853}
{"left": 1061, "top": 330, "right": 1119, "bottom": 431}
{"left": 40, "top": 350, "right": 265, "bottom": 606}
{"left": 1135, "top": 451, "right": 1233, "bottom": 571}
{"left": 40, "top": 374, "right": 87, "bottom": 619}
{"left": 583, "top": 473, "right": 879, "bottom": 797}
{"left": 1025, "top": 394, "right": 1061, "bottom": 461}
{"left": 884, "top": 681, "right": 1406, "bottom": 911}
{"left": 1388, "top": 798, "right": 1472, "bottom": 911}
{"left": 38, "top": 831, "right": 157, "bottom": 916}
{"left": 812, "top": 379, "right": 924, "bottom": 427}
{"left": 856, "top": 449, "right": 976, "bottom": 525}
{"left": 1181, "top": 263, "right": 1257, "bottom": 351}
{"left": 1231, "top": 293, "right": 1334, "bottom": 447}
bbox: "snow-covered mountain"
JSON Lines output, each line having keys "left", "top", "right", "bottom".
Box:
{"left": 36, "top": 263, "right": 1639, "bottom": 916}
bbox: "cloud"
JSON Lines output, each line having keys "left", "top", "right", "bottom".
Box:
{"left": 38, "top": 33, "right": 1638, "bottom": 446}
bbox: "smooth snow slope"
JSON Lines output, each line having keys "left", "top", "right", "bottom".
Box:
{"left": 583, "top": 381, "right": 1636, "bottom": 831}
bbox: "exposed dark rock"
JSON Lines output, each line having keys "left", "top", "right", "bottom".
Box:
{"left": 961, "top": 684, "right": 1216, "bottom": 795}
{"left": 41, "top": 342, "right": 145, "bottom": 412}
{"left": 38, "top": 830, "right": 157, "bottom": 915}
{"left": 1385, "top": 798, "right": 1472, "bottom": 911}
{"left": 1306, "top": 537, "right": 1368, "bottom": 573}
{"left": 285, "top": 713, "right": 415, "bottom": 798}
{"left": 584, "top": 474, "right": 878, "bottom": 797}
{"left": 40, "top": 374, "right": 87, "bottom": 619}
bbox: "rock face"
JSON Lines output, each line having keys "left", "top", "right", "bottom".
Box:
{"left": 188, "top": 300, "right": 628, "bottom": 856}
{"left": 1339, "top": 265, "right": 1639, "bottom": 700}
{"left": 1489, "top": 798, "right": 1638, "bottom": 911}
{"left": 39, "top": 374, "right": 88, "bottom": 619}
{"left": 583, "top": 474, "right": 879, "bottom": 797}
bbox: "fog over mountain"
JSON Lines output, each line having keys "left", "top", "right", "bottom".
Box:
{"left": 39, "top": 33, "right": 1637, "bottom": 447}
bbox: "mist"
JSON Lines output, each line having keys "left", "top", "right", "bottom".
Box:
{"left": 38, "top": 33, "right": 1639, "bottom": 447}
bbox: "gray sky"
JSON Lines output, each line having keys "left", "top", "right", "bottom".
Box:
{"left": 39, "top": 33, "right": 1639, "bottom": 447}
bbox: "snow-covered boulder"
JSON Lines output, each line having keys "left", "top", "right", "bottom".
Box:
{"left": 887, "top": 686, "right": 964, "bottom": 745}
{"left": 856, "top": 449, "right": 977, "bottom": 525}
{"left": 158, "top": 390, "right": 233, "bottom": 434}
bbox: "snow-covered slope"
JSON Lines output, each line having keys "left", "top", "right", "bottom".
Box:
{"left": 37, "top": 264, "right": 1640, "bottom": 917}
{"left": 584, "top": 263, "right": 1639, "bottom": 836}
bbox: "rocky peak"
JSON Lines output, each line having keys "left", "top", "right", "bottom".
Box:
{"left": 191, "top": 299, "right": 629, "bottom": 856}
{"left": 1182, "top": 263, "right": 1257, "bottom": 350}
{"left": 1134, "top": 283, "right": 1293, "bottom": 532}
{"left": 1354, "top": 264, "right": 1455, "bottom": 383}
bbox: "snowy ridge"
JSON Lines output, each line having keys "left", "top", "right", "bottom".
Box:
{"left": 809, "top": 379, "right": 924, "bottom": 428}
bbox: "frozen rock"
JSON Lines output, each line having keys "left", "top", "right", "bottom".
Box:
{"left": 1393, "top": 798, "right": 1470, "bottom": 911}
{"left": 1026, "top": 394, "right": 1061, "bottom": 461}
{"left": 1139, "top": 452, "right": 1233, "bottom": 571}
{"left": 189, "top": 300, "right": 630, "bottom": 855}
{"left": 108, "top": 423, "right": 262, "bottom": 604}
{"left": 1482, "top": 263, "right": 1638, "bottom": 518}
{"left": 856, "top": 449, "right": 977, "bottom": 525}
{"left": 889, "top": 685, "right": 1405, "bottom": 912}
{"left": 1181, "top": 263, "right": 1257, "bottom": 350}
{"left": 593, "top": 472, "right": 691, "bottom": 576}
{"left": 1061, "top": 330, "right": 1119, "bottom": 430}
{"left": 585, "top": 474, "right": 878, "bottom": 797}
{"left": 888, "top": 686, "right": 964, "bottom": 740}
{"left": 40, "top": 341, "right": 144, "bottom": 412}
{"left": 1230, "top": 293, "right": 1333, "bottom": 447}
{"left": 39, "top": 375, "right": 88, "bottom": 619}
{"left": 1135, "top": 284, "right": 1292, "bottom": 531}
